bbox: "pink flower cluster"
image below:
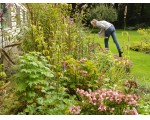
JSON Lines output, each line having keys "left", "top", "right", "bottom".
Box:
{"left": 69, "top": 105, "right": 81, "bottom": 115}
{"left": 124, "top": 107, "right": 139, "bottom": 115}
{"left": 124, "top": 94, "right": 139, "bottom": 105}
{"left": 76, "top": 88, "right": 139, "bottom": 114}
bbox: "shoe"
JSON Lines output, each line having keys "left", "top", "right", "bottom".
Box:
{"left": 118, "top": 50, "right": 123, "bottom": 57}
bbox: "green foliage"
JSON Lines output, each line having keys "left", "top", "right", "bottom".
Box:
{"left": 18, "top": 87, "right": 76, "bottom": 115}
{"left": 12, "top": 52, "right": 53, "bottom": 102}
{"left": 91, "top": 51, "right": 132, "bottom": 87}
{"left": 12, "top": 52, "right": 51, "bottom": 113}
{"left": 60, "top": 51, "right": 133, "bottom": 95}
{"left": 0, "top": 88, "right": 19, "bottom": 115}
{"left": 2, "top": 3, "right": 149, "bottom": 115}
{"left": 137, "top": 28, "right": 150, "bottom": 42}
{"left": 0, "top": 64, "right": 6, "bottom": 78}
{"left": 11, "top": 52, "right": 76, "bottom": 114}
{"left": 0, "top": 64, "right": 19, "bottom": 115}
{"left": 17, "top": 3, "right": 94, "bottom": 65}
{"left": 121, "top": 31, "right": 130, "bottom": 58}
{"left": 60, "top": 53, "right": 138, "bottom": 115}
{"left": 86, "top": 4, "right": 118, "bottom": 22}
{"left": 130, "top": 42, "right": 150, "bottom": 54}
{"left": 60, "top": 56, "right": 100, "bottom": 94}
{"left": 137, "top": 94, "right": 150, "bottom": 115}
{"left": 17, "top": 25, "right": 45, "bottom": 52}
{"left": 0, "top": 64, "right": 7, "bottom": 110}
{"left": 130, "top": 28, "right": 150, "bottom": 54}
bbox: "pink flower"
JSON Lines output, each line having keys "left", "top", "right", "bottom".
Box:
{"left": 132, "top": 107, "right": 138, "bottom": 115}
{"left": 109, "top": 108, "right": 115, "bottom": 112}
{"left": 84, "top": 92, "right": 90, "bottom": 97}
{"left": 76, "top": 88, "right": 139, "bottom": 114}
{"left": 93, "top": 102, "right": 97, "bottom": 105}
{"left": 69, "top": 105, "right": 81, "bottom": 115}
{"left": 98, "top": 105, "right": 107, "bottom": 111}
{"left": 124, "top": 107, "right": 138, "bottom": 115}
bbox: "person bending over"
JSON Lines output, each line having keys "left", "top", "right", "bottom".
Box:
{"left": 91, "top": 19, "right": 123, "bottom": 57}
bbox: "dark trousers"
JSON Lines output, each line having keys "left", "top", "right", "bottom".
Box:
{"left": 104, "top": 25, "right": 121, "bottom": 51}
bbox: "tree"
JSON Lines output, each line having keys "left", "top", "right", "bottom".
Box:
{"left": 117, "top": 3, "right": 150, "bottom": 29}
{"left": 86, "top": 3, "right": 118, "bottom": 24}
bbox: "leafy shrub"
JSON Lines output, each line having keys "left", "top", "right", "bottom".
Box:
{"left": 18, "top": 87, "right": 77, "bottom": 115}
{"left": 60, "top": 51, "right": 133, "bottom": 95}
{"left": 137, "top": 93, "right": 150, "bottom": 115}
{"left": 137, "top": 28, "right": 150, "bottom": 41}
{"left": 11, "top": 52, "right": 76, "bottom": 114}
{"left": 130, "top": 42, "right": 150, "bottom": 54}
{"left": 86, "top": 4, "right": 118, "bottom": 23}
{"left": 12, "top": 52, "right": 53, "bottom": 113}
{"left": 17, "top": 3, "right": 93, "bottom": 65}
{"left": 130, "top": 28, "right": 150, "bottom": 54}
{"left": 91, "top": 51, "right": 132, "bottom": 87}
{"left": 60, "top": 56, "right": 100, "bottom": 94}
{"left": 134, "top": 23, "right": 148, "bottom": 30}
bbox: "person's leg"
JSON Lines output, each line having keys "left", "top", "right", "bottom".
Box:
{"left": 104, "top": 28, "right": 111, "bottom": 49}
{"left": 104, "top": 37, "right": 109, "bottom": 49}
{"left": 111, "top": 30, "right": 121, "bottom": 50}
{"left": 111, "top": 31, "right": 123, "bottom": 57}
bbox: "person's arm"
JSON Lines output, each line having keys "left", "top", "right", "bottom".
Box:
{"left": 96, "top": 21, "right": 106, "bottom": 38}
{"left": 98, "top": 28, "right": 104, "bottom": 35}
{"left": 98, "top": 29, "right": 105, "bottom": 38}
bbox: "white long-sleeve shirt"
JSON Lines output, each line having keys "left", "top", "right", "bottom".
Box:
{"left": 96, "top": 20, "right": 112, "bottom": 36}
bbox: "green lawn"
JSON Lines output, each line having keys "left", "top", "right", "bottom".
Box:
{"left": 89, "top": 29, "right": 150, "bottom": 88}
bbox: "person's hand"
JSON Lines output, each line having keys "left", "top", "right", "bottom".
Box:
{"left": 98, "top": 34, "right": 108, "bottom": 39}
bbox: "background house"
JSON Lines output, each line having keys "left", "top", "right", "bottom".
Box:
{"left": 0, "top": 3, "right": 28, "bottom": 69}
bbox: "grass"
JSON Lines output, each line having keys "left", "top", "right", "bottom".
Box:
{"left": 89, "top": 29, "right": 150, "bottom": 88}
